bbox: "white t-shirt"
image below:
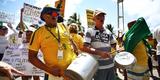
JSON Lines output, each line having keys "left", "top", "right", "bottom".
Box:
{"left": 156, "top": 42, "right": 160, "bottom": 55}
{"left": 153, "top": 27, "right": 160, "bottom": 55}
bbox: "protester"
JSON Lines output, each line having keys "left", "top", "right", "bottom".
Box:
{"left": 21, "top": 30, "right": 40, "bottom": 80}
{"left": 153, "top": 27, "right": 160, "bottom": 77}
{"left": 69, "top": 23, "right": 84, "bottom": 52}
{"left": 0, "top": 25, "right": 9, "bottom": 61}
{"left": 124, "top": 20, "right": 150, "bottom": 80}
{"left": 28, "top": 5, "right": 77, "bottom": 80}
{"left": 147, "top": 34, "right": 158, "bottom": 76}
{"left": 82, "top": 9, "right": 117, "bottom": 80}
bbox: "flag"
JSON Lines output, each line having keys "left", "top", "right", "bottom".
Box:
{"left": 86, "top": 9, "right": 94, "bottom": 28}
{"left": 55, "top": 0, "right": 66, "bottom": 17}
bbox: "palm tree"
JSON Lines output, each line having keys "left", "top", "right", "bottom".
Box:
{"left": 106, "top": 24, "right": 117, "bottom": 38}
{"left": 67, "top": 13, "right": 84, "bottom": 32}
{"left": 67, "top": 13, "right": 78, "bottom": 26}
{"left": 106, "top": 24, "right": 114, "bottom": 33}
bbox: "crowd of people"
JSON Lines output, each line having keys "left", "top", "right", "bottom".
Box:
{"left": 0, "top": 4, "right": 160, "bottom": 80}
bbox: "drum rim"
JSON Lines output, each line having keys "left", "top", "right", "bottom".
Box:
{"left": 65, "top": 69, "right": 83, "bottom": 80}
{"left": 114, "top": 51, "right": 136, "bottom": 66}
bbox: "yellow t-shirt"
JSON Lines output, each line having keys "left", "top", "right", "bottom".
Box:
{"left": 70, "top": 33, "right": 84, "bottom": 50}
{"left": 29, "top": 23, "right": 77, "bottom": 70}
{"left": 132, "top": 41, "right": 148, "bottom": 66}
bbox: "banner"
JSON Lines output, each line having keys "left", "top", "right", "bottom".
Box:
{"left": 23, "top": 3, "right": 41, "bottom": 24}
{"left": 86, "top": 9, "right": 94, "bottom": 28}
{"left": 2, "top": 44, "right": 44, "bottom": 76}
{"left": 0, "top": 10, "right": 15, "bottom": 24}
{"left": 55, "top": 0, "right": 66, "bottom": 17}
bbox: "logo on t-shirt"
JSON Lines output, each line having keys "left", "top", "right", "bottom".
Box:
{"left": 95, "top": 32, "right": 109, "bottom": 43}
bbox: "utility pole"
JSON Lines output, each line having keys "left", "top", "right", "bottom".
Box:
{"left": 117, "top": 1, "right": 127, "bottom": 80}
{"left": 117, "top": 0, "right": 124, "bottom": 38}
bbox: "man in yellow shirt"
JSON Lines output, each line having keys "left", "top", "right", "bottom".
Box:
{"left": 28, "top": 6, "right": 77, "bottom": 80}
{"left": 68, "top": 23, "right": 84, "bottom": 52}
{"left": 125, "top": 20, "right": 150, "bottom": 80}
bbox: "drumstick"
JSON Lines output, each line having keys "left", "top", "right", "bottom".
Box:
{"left": 110, "top": 50, "right": 120, "bottom": 54}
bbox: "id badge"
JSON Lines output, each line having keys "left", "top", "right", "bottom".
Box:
{"left": 57, "top": 49, "right": 63, "bottom": 60}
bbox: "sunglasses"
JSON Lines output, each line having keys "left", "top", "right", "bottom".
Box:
{"left": 46, "top": 11, "right": 59, "bottom": 17}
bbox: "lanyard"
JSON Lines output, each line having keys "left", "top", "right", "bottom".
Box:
{"left": 45, "top": 25, "right": 61, "bottom": 44}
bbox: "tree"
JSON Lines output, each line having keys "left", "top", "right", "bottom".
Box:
{"left": 105, "top": 24, "right": 117, "bottom": 38}
{"left": 106, "top": 24, "right": 114, "bottom": 33}
{"left": 67, "top": 13, "right": 84, "bottom": 32}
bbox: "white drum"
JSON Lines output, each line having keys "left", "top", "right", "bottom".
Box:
{"left": 114, "top": 51, "right": 136, "bottom": 69}
{"left": 65, "top": 53, "right": 98, "bottom": 80}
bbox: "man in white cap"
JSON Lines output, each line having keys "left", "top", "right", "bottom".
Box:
{"left": 82, "top": 9, "right": 117, "bottom": 80}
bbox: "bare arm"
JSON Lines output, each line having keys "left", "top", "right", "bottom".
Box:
{"left": 28, "top": 50, "right": 61, "bottom": 76}
{"left": 0, "top": 61, "right": 25, "bottom": 80}
{"left": 10, "top": 66, "right": 25, "bottom": 75}
{"left": 82, "top": 43, "right": 111, "bottom": 58}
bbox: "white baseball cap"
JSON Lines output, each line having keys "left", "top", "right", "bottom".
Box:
{"left": 93, "top": 10, "right": 106, "bottom": 17}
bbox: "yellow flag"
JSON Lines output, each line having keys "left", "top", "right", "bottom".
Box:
{"left": 86, "top": 9, "right": 94, "bottom": 28}
{"left": 55, "top": 0, "right": 66, "bottom": 17}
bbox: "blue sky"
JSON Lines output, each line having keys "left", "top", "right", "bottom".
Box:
{"left": 0, "top": 0, "right": 160, "bottom": 35}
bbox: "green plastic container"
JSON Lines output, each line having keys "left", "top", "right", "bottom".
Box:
{"left": 124, "top": 17, "right": 151, "bottom": 53}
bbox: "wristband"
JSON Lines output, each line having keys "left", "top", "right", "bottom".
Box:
{"left": 90, "top": 48, "right": 96, "bottom": 51}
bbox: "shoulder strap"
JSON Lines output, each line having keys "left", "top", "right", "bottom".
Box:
{"left": 142, "top": 39, "right": 154, "bottom": 76}
{"left": 142, "top": 39, "right": 152, "bottom": 56}
{"left": 60, "top": 23, "right": 79, "bottom": 55}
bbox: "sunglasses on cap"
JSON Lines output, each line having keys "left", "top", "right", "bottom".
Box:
{"left": 46, "top": 11, "right": 59, "bottom": 17}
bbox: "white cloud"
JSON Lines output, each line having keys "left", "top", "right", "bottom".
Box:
{"left": 64, "top": 0, "right": 82, "bottom": 20}
{"left": 34, "top": 0, "right": 57, "bottom": 8}
{"left": 124, "top": 0, "right": 160, "bottom": 29}
{"left": 80, "top": 11, "right": 87, "bottom": 32}
{"left": 124, "top": 0, "right": 150, "bottom": 16}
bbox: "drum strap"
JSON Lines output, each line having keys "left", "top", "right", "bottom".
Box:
{"left": 127, "top": 69, "right": 149, "bottom": 76}
{"left": 61, "top": 23, "right": 79, "bottom": 55}
{"left": 143, "top": 39, "right": 154, "bottom": 76}
{"left": 143, "top": 39, "right": 152, "bottom": 56}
